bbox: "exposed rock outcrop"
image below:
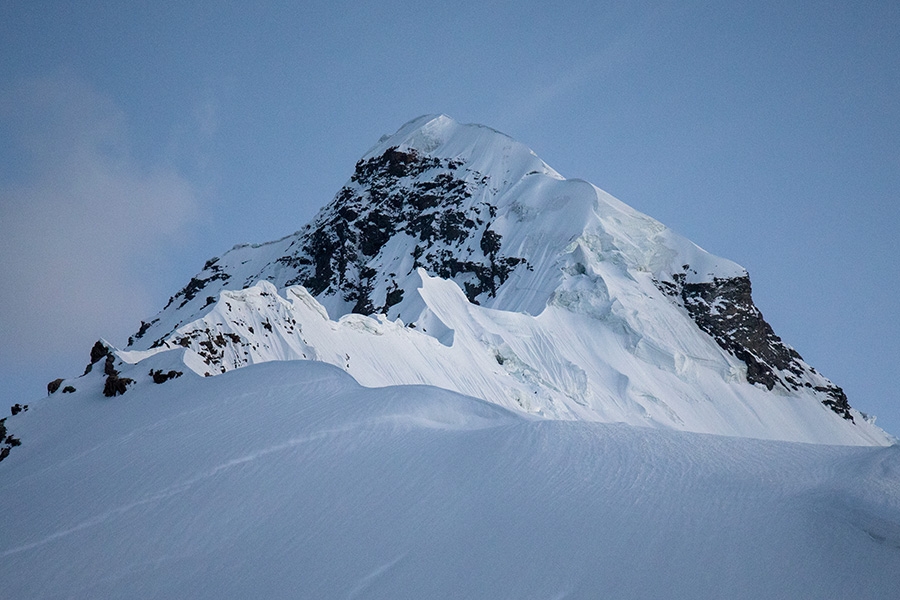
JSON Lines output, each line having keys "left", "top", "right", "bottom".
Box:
{"left": 276, "top": 146, "right": 528, "bottom": 309}
{"left": 47, "top": 378, "right": 64, "bottom": 395}
{"left": 150, "top": 369, "right": 183, "bottom": 384}
{"left": 655, "top": 271, "right": 853, "bottom": 420}
{"left": 82, "top": 340, "right": 134, "bottom": 398}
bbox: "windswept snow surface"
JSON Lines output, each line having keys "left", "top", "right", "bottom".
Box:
{"left": 2, "top": 360, "right": 899, "bottom": 599}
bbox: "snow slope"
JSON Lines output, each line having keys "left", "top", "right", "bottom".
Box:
{"left": 111, "top": 274, "right": 890, "bottom": 445}
{"left": 102, "top": 114, "right": 888, "bottom": 445}
{"left": 2, "top": 360, "right": 899, "bottom": 599}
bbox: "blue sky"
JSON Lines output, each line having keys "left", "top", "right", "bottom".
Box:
{"left": 2, "top": 1, "right": 898, "bottom": 435}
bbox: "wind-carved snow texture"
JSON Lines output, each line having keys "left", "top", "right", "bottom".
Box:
{"left": 111, "top": 114, "right": 889, "bottom": 445}
{"left": 3, "top": 361, "right": 900, "bottom": 599}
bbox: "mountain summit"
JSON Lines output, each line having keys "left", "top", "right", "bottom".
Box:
{"left": 61, "top": 115, "right": 889, "bottom": 444}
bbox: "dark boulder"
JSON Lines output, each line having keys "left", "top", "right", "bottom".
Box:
{"left": 47, "top": 378, "right": 64, "bottom": 395}
{"left": 103, "top": 375, "right": 134, "bottom": 397}
{"left": 90, "top": 340, "right": 110, "bottom": 364}
{"left": 150, "top": 369, "right": 183, "bottom": 384}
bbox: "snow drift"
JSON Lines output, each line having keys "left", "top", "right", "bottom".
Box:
{"left": 2, "top": 361, "right": 899, "bottom": 599}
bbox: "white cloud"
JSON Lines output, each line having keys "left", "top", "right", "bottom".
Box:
{"left": 0, "top": 73, "right": 200, "bottom": 368}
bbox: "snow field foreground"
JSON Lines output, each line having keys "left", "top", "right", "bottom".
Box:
{"left": 2, "top": 360, "right": 899, "bottom": 599}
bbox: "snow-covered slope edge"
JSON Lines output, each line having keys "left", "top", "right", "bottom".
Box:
{"left": 104, "top": 273, "right": 889, "bottom": 445}
{"left": 3, "top": 360, "right": 899, "bottom": 599}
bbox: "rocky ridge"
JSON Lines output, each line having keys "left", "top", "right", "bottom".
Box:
{"left": 654, "top": 270, "right": 853, "bottom": 420}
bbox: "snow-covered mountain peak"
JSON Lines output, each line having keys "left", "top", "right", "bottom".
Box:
{"left": 364, "top": 114, "right": 563, "bottom": 182}
{"left": 6, "top": 112, "right": 899, "bottom": 599}
{"left": 39, "top": 115, "right": 892, "bottom": 445}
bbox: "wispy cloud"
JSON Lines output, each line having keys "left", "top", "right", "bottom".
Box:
{"left": 502, "top": 7, "right": 665, "bottom": 126}
{"left": 0, "top": 73, "right": 200, "bottom": 367}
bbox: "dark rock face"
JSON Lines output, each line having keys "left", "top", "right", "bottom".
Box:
{"left": 127, "top": 319, "right": 157, "bottom": 347}
{"left": 103, "top": 373, "right": 133, "bottom": 398}
{"left": 655, "top": 272, "right": 853, "bottom": 420}
{"left": 83, "top": 342, "right": 134, "bottom": 398}
{"left": 275, "top": 146, "right": 528, "bottom": 310}
{"left": 150, "top": 369, "right": 183, "bottom": 384}
{"left": 90, "top": 341, "right": 110, "bottom": 364}
{"left": 169, "top": 329, "right": 244, "bottom": 375}
{"left": 47, "top": 378, "right": 64, "bottom": 395}
{"left": 681, "top": 276, "right": 796, "bottom": 391}
{"left": 137, "top": 145, "right": 531, "bottom": 348}
{"left": 0, "top": 415, "right": 23, "bottom": 462}
{"left": 164, "top": 258, "right": 230, "bottom": 310}
{"left": 84, "top": 340, "right": 112, "bottom": 375}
